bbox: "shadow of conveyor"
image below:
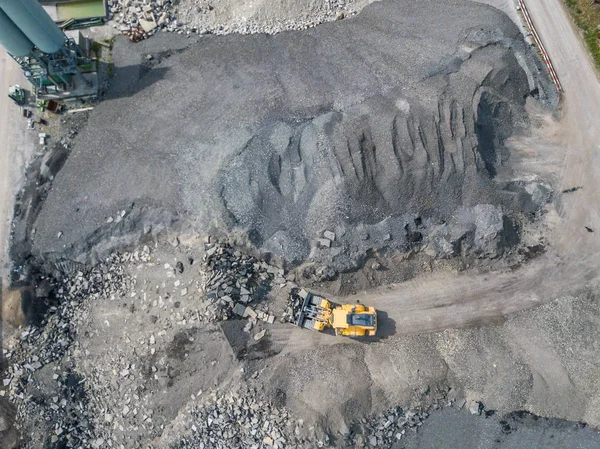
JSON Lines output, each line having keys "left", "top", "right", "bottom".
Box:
{"left": 0, "top": 278, "right": 21, "bottom": 448}
{"left": 101, "top": 61, "right": 171, "bottom": 100}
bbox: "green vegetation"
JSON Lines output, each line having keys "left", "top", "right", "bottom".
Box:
{"left": 91, "top": 41, "right": 102, "bottom": 54}
{"left": 565, "top": 0, "right": 600, "bottom": 69}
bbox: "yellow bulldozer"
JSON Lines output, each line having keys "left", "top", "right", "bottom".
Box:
{"left": 296, "top": 291, "right": 377, "bottom": 338}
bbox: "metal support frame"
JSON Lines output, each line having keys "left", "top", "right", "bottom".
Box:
{"left": 9, "top": 37, "right": 91, "bottom": 94}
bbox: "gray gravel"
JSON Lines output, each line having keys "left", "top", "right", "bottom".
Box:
{"left": 398, "top": 407, "right": 600, "bottom": 449}
{"left": 29, "top": 0, "right": 555, "bottom": 272}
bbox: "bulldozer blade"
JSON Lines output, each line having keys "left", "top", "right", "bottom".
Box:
{"left": 296, "top": 292, "right": 313, "bottom": 328}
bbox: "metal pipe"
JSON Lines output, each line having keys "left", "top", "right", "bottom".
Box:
{"left": 0, "top": 0, "right": 66, "bottom": 54}
{"left": 0, "top": 9, "right": 33, "bottom": 57}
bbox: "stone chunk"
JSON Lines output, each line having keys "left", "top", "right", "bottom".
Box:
{"left": 139, "top": 18, "right": 157, "bottom": 32}
{"left": 317, "top": 238, "right": 331, "bottom": 248}
{"left": 233, "top": 303, "right": 246, "bottom": 317}
{"left": 323, "top": 230, "right": 335, "bottom": 241}
{"left": 254, "top": 329, "right": 267, "bottom": 341}
{"left": 469, "top": 401, "right": 482, "bottom": 415}
{"left": 243, "top": 307, "right": 257, "bottom": 319}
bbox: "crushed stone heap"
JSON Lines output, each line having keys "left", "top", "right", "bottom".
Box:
{"left": 29, "top": 0, "right": 556, "bottom": 272}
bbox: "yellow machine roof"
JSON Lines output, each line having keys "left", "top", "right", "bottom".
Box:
{"left": 332, "top": 309, "right": 349, "bottom": 329}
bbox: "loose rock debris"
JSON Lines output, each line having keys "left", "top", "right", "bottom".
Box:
{"left": 201, "top": 241, "right": 284, "bottom": 320}
{"left": 281, "top": 288, "right": 308, "bottom": 324}
{"left": 172, "top": 389, "right": 294, "bottom": 449}
{"left": 109, "top": 0, "right": 178, "bottom": 41}
{"left": 2, "top": 252, "right": 134, "bottom": 448}
{"left": 353, "top": 406, "right": 429, "bottom": 447}
{"left": 2, "top": 240, "right": 460, "bottom": 448}
{"left": 108, "top": 0, "right": 357, "bottom": 41}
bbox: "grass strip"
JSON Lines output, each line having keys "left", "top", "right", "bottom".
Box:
{"left": 564, "top": 0, "right": 600, "bottom": 69}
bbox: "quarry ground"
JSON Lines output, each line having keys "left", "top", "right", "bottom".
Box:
{"left": 3, "top": 0, "right": 600, "bottom": 448}
{"left": 0, "top": 51, "right": 34, "bottom": 283}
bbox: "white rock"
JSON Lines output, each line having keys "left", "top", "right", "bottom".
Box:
{"left": 139, "top": 18, "right": 157, "bottom": 32}
{"left": 469, "top": 401, "right": 481, "bottom": 415}
{"left": 317, "top": 238, "right": 331, "bottom": 248}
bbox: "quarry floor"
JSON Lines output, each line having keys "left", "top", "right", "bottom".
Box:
{"left": 3, "top": 0, "right": 600, "bottom": 448}
{"left": 0, "top": 50, "right": 34, "bottom": 284}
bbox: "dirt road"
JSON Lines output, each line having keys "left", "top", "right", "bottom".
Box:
{"left": 525, "top": 0, "right": 600, "bottom": 256}
{"left": 0, "top": 49, "right": 33, "bottom": 283}
{"left": 309, "top": 0, "right": 600, "bottom": 339}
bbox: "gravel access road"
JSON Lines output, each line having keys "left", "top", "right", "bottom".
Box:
{"left": 0, "top": 49, "right": 33, "bottom": 283}
{"left": 525, "top": 0, "right": 600, "bottom": 256}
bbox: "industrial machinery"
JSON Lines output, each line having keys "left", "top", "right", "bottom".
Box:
{"left": 0, "top": 0, "right": 95, "bottom": 98}
{"left": 296, "top": 291, "right": 378, "bottom": 338}
{"left": 8, "top": 85, "right": 25, "bottom": 105}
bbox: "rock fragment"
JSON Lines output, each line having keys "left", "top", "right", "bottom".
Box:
{"left": 254, "top": 329, "right": 267, "bottom": 341}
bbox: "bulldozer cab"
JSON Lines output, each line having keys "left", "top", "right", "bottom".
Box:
{"left": 347, "top": 313, "right": 376, "bottom": 327}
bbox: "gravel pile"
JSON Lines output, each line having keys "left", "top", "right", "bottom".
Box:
{"left": 173, "top": 388, "right": 299, "bottom": 449}
{"left": 33, "top": 1, "right": 556, "bottom": 273}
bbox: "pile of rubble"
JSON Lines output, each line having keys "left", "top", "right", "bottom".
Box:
{"left": 108, "top": 0, "right": 180, "bottom": 41}
{"left": 107, "top": 0, "right": 356, "bottom": 40}
{"left": 1, "top": 239, "right": 463, "bottom": 449}
{"left": 2, "top": 252, "right": 136, "bottom": 448}
{"left": 281, "top": 288, "right": 307, "bottom": 324}
{"left": 175, "top": 0, "right": 356, "bottom": 36}
{"left": 200, "top": 240, "right": 285, "bottom": 320}
{"left": 174, "top": 388, "right": 301, "bottom": 449}
{"left": 351, "top": 406, "right": 432, "bottom": 448}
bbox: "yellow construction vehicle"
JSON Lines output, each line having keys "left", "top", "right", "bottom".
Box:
{"left": 296, "top": 291, "right": 377, "bottom": 337}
